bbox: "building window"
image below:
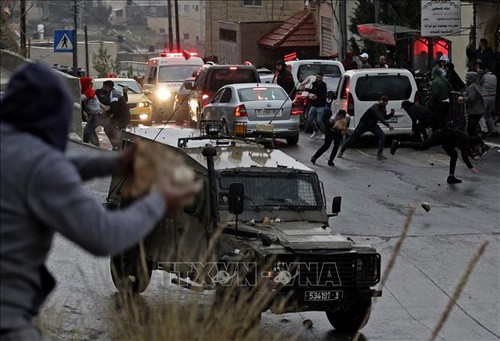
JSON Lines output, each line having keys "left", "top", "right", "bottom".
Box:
{"left": 184, "top": 33, "right": 190, "bottom": 40}
{"left": 159, "top": 28, "right": 165, "bottom": 33}
{"left": 243, "top": 0, "right": 262, "bottom": 6}
{"left": 184, "top": 4, "right": 190, "bottom": 12}
{"left": 220, "top": 28, "right": 237, "bottom": 43}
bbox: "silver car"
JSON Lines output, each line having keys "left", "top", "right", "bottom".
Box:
{"left": 202, "top": 83, "right": 300, "bottom": 145}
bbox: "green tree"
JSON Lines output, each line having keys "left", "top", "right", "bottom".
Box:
{"left": 92, "top": 40, "right": 120, "bottom": 77}
{"left": 349, "top": 0, "right": 421, "bottom": 67}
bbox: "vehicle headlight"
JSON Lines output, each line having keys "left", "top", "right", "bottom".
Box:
{"left": 137, "top": 102, "right": 151, "bottom": 108}
{"left": 139, "top": 114, "right": 149, "bottom": 120}
{"left": 356, "top": 254, "right": 381, "bottom": 285}
{"left": 157, "top": 88, "right": 171, "bottom": 101}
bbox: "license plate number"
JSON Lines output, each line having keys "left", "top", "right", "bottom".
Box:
{"left": 256, "top": 109, "right": 282, "bottom": 117}
{"left": 305, "top": 290, "right": 343, "bottom": 301}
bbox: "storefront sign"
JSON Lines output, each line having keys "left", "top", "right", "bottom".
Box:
{"left": 421, "top": 0, "right": 461, "bottom": 36}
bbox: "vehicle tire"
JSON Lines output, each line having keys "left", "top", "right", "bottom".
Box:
{"left": 325, "top": 299, "right": 372, "bottom": 332}
{"left": 110, "top": 244, "right": 154, "bottom": 294}
{"left": 286, "top": 134, "right": 299, "bottom": 145}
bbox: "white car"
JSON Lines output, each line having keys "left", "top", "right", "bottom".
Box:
{"left": 202, "top": 83, "right": 300, "bottom": 145}
{"left": 331, "top": 68, "right": 418, "bottom": 134}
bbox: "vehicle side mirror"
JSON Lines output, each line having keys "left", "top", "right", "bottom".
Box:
{"left": 331, "top": 196, "right": 341, "bottom": 216}
{"left": 228, "top": 183, "right": 244, "bottom": 215}
{"left": 184, "top": 82, "right": 193, "bottom": 90}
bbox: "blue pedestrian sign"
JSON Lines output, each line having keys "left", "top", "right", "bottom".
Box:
{"left": 54, "top": 30, "right": 74, "bottom": 53}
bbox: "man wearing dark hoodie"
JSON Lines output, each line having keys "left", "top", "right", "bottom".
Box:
{"left": 0, "top": 63, "right": 198, "bottom": 340}
{"left": 390, "top": 128, "right": 484, "bottom": 184}
{"left": 429, "top": 66, "right": 453, "bottom": 130}
{"left": 444, "top": 62, "right": 465, "bottom": 92}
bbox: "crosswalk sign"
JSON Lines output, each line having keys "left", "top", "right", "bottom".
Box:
{"left": 54, "top": 30, "right": 74, "bottom": 53}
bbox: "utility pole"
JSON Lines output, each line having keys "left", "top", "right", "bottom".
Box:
{"left": 374, "top": 0, "right": 380, "bottom": 24}
{"left": 84, "top": 25, "right": 89, "bottom": 77}
{"left": 174, "top": 0, "right": 180, "bottom": 51}
{"left": 339, "top": 0, "right": 347, "bottom": 61}
{"left": 73, "top": 0, "right": 79, "bottom": 76}
{"left": 167, "top": 0, "right": 173, "bottom": 51}
{"left": 20, "top": 0, "right": 27, "bottom": 57}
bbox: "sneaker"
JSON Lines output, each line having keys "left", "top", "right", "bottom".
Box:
{"left": 447, "top": 175, "right": 462, "bottom": 184}
{"left": 310, "top": 157, "right": 316, "bottom": 165}
{"left": 310, "top": 131, "right": 318, "bottom": 138}
{"left": 377, "top": 155, "right": 387, "bottom": 160}
{"left": 321, "top": 134, "right": 325, "bottom": 140}
{"left": 390, "top": 140, "right": 399, "bottom": 155}
{"left": 327, "top": 160, "right": 335, "bottom": 166}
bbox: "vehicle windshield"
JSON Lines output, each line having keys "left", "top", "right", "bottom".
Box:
{"left": 158, "top": 65, "right": 201, "bottom": 82}
{"left": 93, "top": 80, "right": 143, "bottom": 94}
{"left": 219, "top": 172, "right": 322, "bottom": 209}
{"left": 206, "top": 69, "right": 259, "bottom": 92}
{"left": 237, "top": 87, "right": 288, "bottom": 102}
{"left": 297, "top": 64, "right": 342, "bottom": 82}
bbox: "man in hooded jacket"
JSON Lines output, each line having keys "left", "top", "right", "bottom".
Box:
{"left": 0, "top": 62, "right": 198, "bottom": 340}
{"left": 459, "top": 71, "right": 485, "bottom": 137}
{"left": 429, "top": 66, "right": 453, "bottom": 130}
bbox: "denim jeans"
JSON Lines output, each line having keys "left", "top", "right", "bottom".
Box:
{"left": 307, "top": 106, "right": 325, "bottom": 133}
{"left": 340, "top": 122, "right": 386, "bottom": 156}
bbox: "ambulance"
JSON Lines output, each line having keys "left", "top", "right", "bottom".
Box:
{"left": 143, "top": 51, "right": 204, "bottom": 123}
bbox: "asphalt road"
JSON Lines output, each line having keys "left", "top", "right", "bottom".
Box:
{"left": 40, "top": 128, "right": 499, "bottom": 341}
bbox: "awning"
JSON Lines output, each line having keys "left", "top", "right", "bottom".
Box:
{"left": 258, "top": 10, "right": 318, "bottom": 49}
{"left": 357, "top": 23, "right": 419, "bottom": 46}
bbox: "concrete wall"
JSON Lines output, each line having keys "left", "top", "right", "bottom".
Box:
{"left": 1, "top": 49, "right": 83, "bottom": 140}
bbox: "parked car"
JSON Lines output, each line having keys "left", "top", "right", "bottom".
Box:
{"left": 202, "top": 83, "right": 300, "bottom": 145}
{"left": 172, "top": 77, "right": 195, "bottom": 125}
{"left": 92, "top": 77, "right": 153, "bottom": 126}
{"left": 331, "top": 69, "right": 418, "bottom": 134}
{"left": 187, "top": 65, "right": 261, "bottom": 127}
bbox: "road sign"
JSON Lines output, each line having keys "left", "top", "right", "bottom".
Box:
{"left": 54, "top": 30, "right": 74, "bottom": 53}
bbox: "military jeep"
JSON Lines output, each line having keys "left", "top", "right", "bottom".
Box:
{"left": 106, "top": 123, "right": 382, "bottom": 332}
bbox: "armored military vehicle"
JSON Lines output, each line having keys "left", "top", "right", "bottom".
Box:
{"left": 106, "top": 122, "right": 381, "bottom": 332}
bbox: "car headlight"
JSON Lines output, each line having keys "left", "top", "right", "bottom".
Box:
{"left": 137, "top": 102, "right": 151, "bottom": 108}
{"left": 157, "top": 88, "right": 171, "bottom": 101}
{"left": 139, "top": 114, "right": 149, "bottom": 120}
{"left": 356, "top": 254, "right": 381, "bottom": 285}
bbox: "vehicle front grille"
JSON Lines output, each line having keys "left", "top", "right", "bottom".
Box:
{"left": 274, "top": 253, "right": 357, "bottom": 288}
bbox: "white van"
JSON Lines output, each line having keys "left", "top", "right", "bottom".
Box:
{"left": 331, "top": 69, "right": 418, "bottom": 134}
{"left": 285, "top": 59, "right": 345, "bottom": 89}
{"left": 143, "top": 52, "right": 204, "bottom": 122}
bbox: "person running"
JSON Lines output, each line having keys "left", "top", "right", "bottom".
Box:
{"left": 390, "top": 128, "right": 486, "bottom": 184}
{"left": 311, "top": 108, "right": 350, "bottom": 166}
{"left": 338, "top": 95, "right": 395, "bottom": 160}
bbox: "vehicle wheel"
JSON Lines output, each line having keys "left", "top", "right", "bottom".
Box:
{"left": 286, "top": 134, "right": 299, "bottom": 145}
{"left": 110, "top": 244, "right": 154, "bottom": 294}
{"left": 325, "top": 299, "right": 372, "bottom": 332}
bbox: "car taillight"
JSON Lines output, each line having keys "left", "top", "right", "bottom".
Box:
{"left": 234, "top": 104, "right": 247, "bottom": 117}
{"left": 347, "top": 92, "right": 354, "bottom": 116}
{"left": 291, "top": 102, "right": 301, "bottom": 115}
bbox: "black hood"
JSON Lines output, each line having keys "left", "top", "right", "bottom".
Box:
{"left": 0, "top": 62, "right": 72, "bottom": 151}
